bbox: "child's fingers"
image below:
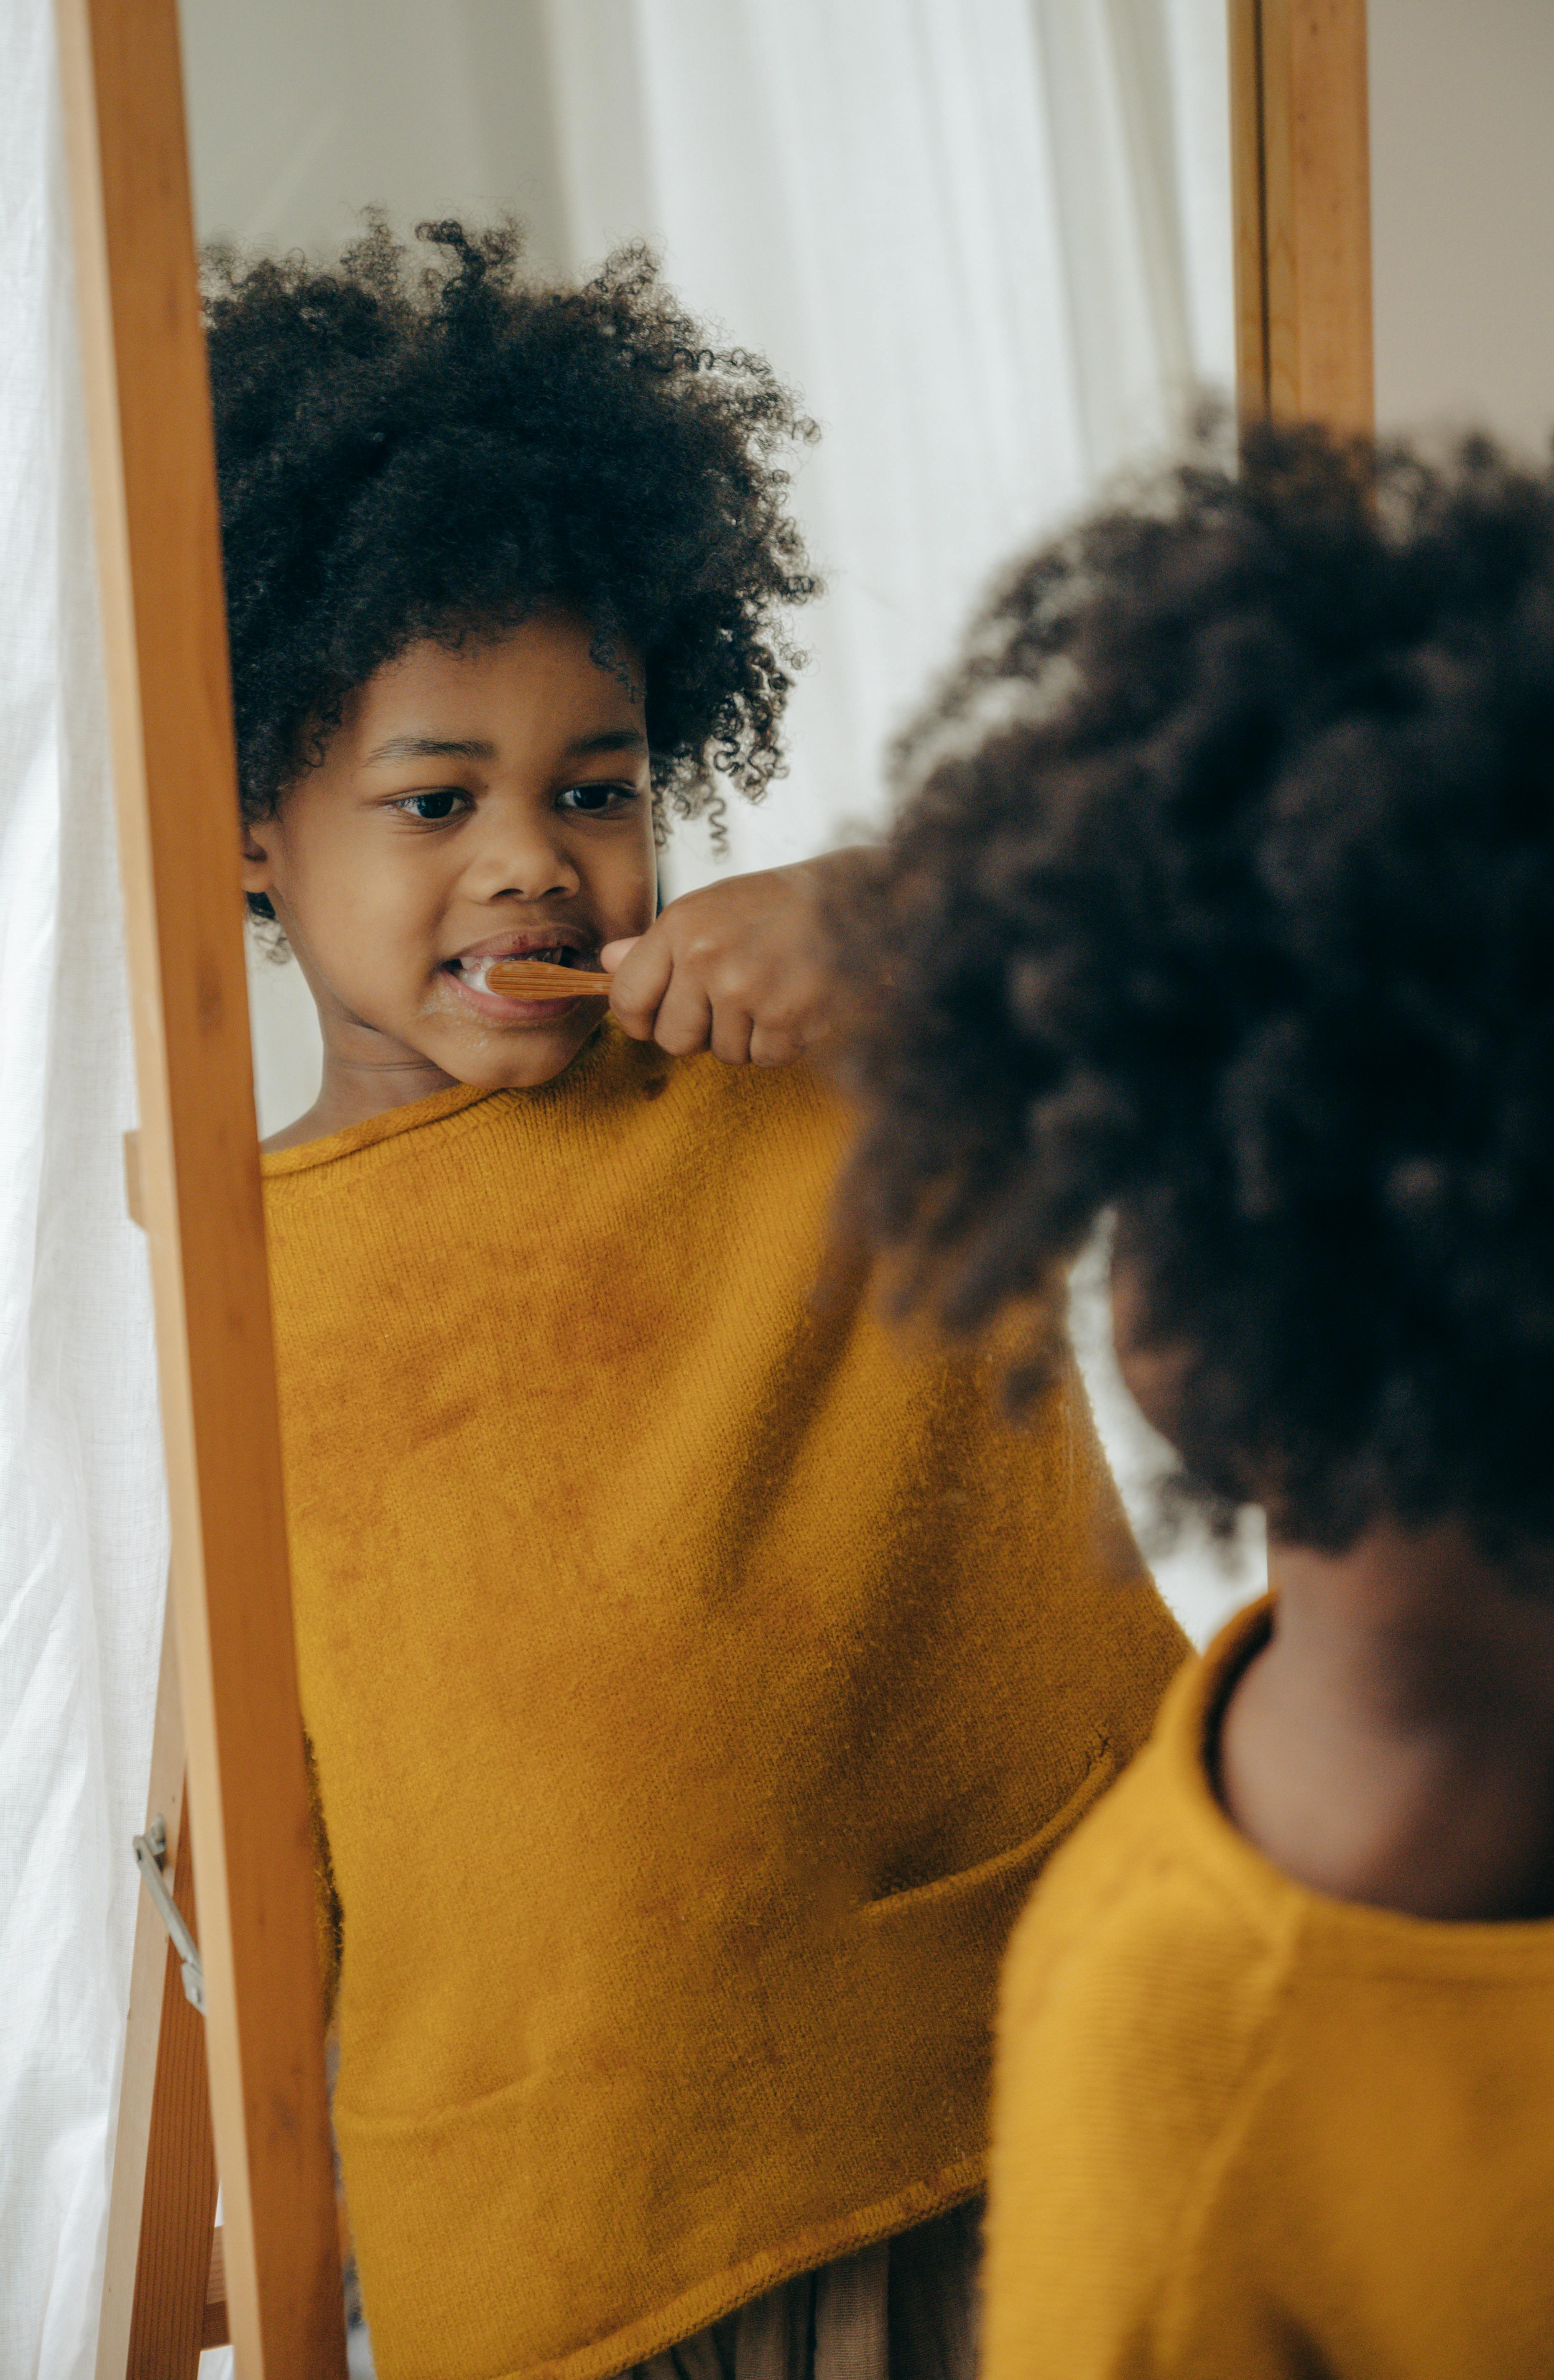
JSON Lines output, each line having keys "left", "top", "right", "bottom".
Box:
{"left": 606, "top": 932, "right": 674, "bottom": 1041}
{"left": 650, "top": 971, "right": 715, "bottom": 1058}
{"left": 748, "top": 1016, "right": 814, "bottom": 1068}
{"left": 709, "top": 1006, "right": 755, "bottom": 1067}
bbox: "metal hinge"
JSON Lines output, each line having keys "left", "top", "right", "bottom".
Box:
{"left": 133, "top": 1816, "right": 205, "bottom": 2014}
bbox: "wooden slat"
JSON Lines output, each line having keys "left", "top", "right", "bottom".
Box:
{"left": 205, "top": 2229, "right": 231, "bottom": 2353}
{"left": 100, "top": 1224, "right": 222, "bottom": 2379}
{"left": 125, "top": 1778, "right": 219, "bottom": 2380}
{"left": 54, "top": 0, "right": 347, "bottom": 2371}
{"left": 96, "top": 1589, "right": 189, "bottom": 2380}
{"left": 1236, "top": 0, "right": 1374, "bottom": 433}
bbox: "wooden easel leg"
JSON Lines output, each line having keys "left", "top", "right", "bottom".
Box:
{"left": 125, "top": 1786, "right": 222, "bottom": 2376}
{"left": 96, "top": 1590, "right": 225, "bottom": 2379}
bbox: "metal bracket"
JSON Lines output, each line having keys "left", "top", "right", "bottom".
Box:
{"left": 133, "top": 1816, "right": 205, "bottom": 2014}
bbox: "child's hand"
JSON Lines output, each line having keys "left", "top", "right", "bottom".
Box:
{"left": 601, "top": 851, "right": 875, "bottom": 1067}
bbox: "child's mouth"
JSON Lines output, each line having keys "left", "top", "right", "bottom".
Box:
{"left": 453, "top": 944, "right": 581, "bottom": 994}
{"left": 444, "top": 939, "right": 601, "bottom": 1020}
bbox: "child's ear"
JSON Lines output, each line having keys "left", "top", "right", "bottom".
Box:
{"left": 240, "top": 819, "right": 277, "bottom": 898}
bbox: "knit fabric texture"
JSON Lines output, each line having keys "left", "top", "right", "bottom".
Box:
{"left": 985, "top": 1597, "right": 1554, "bottom": 2380}
{"left": 263, "top": 1025, "right": 1187, "bottom": 2380}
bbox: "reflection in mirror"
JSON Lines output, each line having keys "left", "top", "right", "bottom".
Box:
{"left": 174, "top": 10, "right": 1245, "bottom": 2378}
{"left": 184, "top": 5, "right": 1232, "bottom": 1053}
{"left": 187, "top": 0, "right": 1252, "bottom": 1636}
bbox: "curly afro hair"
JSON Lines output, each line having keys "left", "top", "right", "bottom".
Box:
{"left": 202, "top": 216, "right": 819, "bottom": 879}
{"left": 840, "top": 419, "right": 1554, "bottom": 1555}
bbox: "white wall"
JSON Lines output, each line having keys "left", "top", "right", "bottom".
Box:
{"left": 180, "top": 0, "right": 570, "bottom": 275}
{"left": 1369, "top": 0, "right": 1554, "bottom": 452}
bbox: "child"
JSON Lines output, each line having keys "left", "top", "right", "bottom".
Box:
{"left": 206, "top": 221, "right": 1188, "bottom": 2380}
{"left": 838, "top": 420, "right": 1554, "bottom": 2377}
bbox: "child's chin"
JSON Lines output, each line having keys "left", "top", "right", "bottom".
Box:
{"left": 455, "top": 1015, "right": 602, "bottom": 1091}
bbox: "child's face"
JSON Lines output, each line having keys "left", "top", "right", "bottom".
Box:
{"left": 242, "top": 613, "right": 657, "bottom": 1096}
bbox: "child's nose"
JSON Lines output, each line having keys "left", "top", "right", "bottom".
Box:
{"left": 469, "top": 805, "right": 581, "bottom": 903}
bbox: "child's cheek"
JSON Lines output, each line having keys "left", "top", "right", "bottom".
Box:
{"left": 589, "top": 816, "right": 657, "bottom": 939}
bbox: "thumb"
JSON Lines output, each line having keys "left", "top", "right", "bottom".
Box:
{"left": 599, "top": 937, "right": 641, "bottom": 974}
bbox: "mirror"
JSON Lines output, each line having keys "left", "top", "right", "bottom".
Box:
{"left": 173, "top": 9, "right": 1247, "bottom": 2375}
{"left": 184, "top": 0, "right": 1252, "bottom": 1613}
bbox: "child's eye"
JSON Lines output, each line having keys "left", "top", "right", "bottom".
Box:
{"left": 392, "top": 788, "right": 470, "bottom": 823}
{"left": 557, "top": 782, "right": 638, "bottom": 817}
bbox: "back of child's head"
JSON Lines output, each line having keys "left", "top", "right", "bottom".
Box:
{"left": 841, "top": 420, "right": 1554, "bottom": 1557}
{"left": 202, "top": 216, "right": 817, "bottom": 855}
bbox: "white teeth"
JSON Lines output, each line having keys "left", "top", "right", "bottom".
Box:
{"left": 459, "top": 948, "right": 569, "bottom": 992}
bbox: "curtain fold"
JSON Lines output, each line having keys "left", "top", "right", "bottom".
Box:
{"left": 0, "top": 3, "right": 170, "bottom": 2372}
{"left": 540, "top": 0, "right": 1234, "bottom": 892}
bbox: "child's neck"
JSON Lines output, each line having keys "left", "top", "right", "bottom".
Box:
{"left": 263, "top": 1043, "right": 460, "bottom": 1152}
{"left": 1218, "top": 1518, "right": 1554, "bottom": 1922}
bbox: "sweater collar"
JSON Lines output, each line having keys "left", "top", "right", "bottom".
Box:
{"left": 260, "top": 1020, "right": 623, "bottom": 1178}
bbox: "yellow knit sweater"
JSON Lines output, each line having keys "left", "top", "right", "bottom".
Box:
{"left": 985, "top": 1598, "right": 1554, "bottom": 2379}
{"left": 263, "top": 1025, "right": 1186, "bottom": 2380}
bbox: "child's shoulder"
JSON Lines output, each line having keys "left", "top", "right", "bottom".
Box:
{"left": 1000, "top": 1602, "right": 1294, "bottom": 2114}
{"left": 990, "top": 1598, "right": 1554, "bottom": 2378}
{"left": 985, "top": 1619, "right": 1296, "bottom": 2379}
{"left": 986, "top": 1607, "right": 1326, "bottom": 2377}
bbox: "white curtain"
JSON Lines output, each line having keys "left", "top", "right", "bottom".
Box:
{"left": 0, "top": 2, "right": 170, "bottom": 2374}
{"left": 541, "top": 0, "right": 1236, "bottom": 890}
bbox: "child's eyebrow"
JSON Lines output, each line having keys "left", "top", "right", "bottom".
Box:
{"left": 360, "top": 729, "right": 648, "bottom": 766}
{"left": 363, "top": 735, "right": 497, "bottom": 766}
{"left": 564, "top": 729, "right": 649, "bottom": 758}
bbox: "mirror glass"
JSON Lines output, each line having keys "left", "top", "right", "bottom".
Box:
{"left": 175, "top": 8, "right": 1248, "bottom": 2370}
{"left": 183, "top": 0, "right": 1251, "bottom": 1631}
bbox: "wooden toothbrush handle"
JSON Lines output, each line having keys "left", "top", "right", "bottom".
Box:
{"left": 485, "top": 958, "right": 614, "bottom": 997}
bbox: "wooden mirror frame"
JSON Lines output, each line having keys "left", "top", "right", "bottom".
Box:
{"left": 63, "top": 2, "right": 1373, "bottom": 2372}
{"left": 1232, "top": 0, "right": 1374, "bottom": 432}
{"left": 58, "top": 0, "right": 346, "bottom": 2369}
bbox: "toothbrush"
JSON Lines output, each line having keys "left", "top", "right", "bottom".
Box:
{"left": 485, "top": 957, "right": 615, "bottom": 998}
